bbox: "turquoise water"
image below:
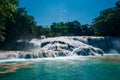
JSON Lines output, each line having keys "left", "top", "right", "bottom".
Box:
{"left": 0, "top": 56, "right": 120, "bottom": 80}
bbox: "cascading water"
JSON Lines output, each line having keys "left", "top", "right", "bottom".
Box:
{"left": 0, "top": 36, "right": 120, "bottom": 60}
{"left": 0, "top": 36, "right": 107, "bottom": 60}
{"left": 88, "top": 37, "right": 120, "bottom": 53}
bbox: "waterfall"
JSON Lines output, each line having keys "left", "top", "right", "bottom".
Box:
{"left": 0, "top": 36, "right": 119, "bottom": 60}
{"left": 0, "top": 50, "right": 72, "bottom": 60}
{"left": 0, "top": 36, "right": 102, "bottom": 60}
{"left": 88, "top": 37, "right": 120, "bottom": 53}
{"left": 28, "top": 36, "right": 120, "bottom": 54}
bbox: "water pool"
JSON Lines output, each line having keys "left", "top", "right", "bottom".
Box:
{"left": 0, "top": 56, "right": 120, "bottom": 80}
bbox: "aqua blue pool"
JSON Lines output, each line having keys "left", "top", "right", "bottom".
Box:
{"left": 0, "top": 56, "right": 120, "bottom": 80}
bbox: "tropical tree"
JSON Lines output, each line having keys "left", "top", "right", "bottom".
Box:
{"left": 0, "top": 0, "right": 19, "bottom": 41}
{"left": 92, "top": 0, "right": 120, "bottom": 36}
{"left": 5, "top": 8, "right": 37, "bottom": 42}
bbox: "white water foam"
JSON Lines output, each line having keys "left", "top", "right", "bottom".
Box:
{"left": 0, "top": 56, "right": 90, "bottom": 63}
{"left": 2, "top": 36, "right": 120, "bottom": 60}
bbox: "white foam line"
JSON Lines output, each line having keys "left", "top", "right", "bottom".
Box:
{"left": 104, "top": 54, "right": 120, "bottom": 56}
{"left": 0, "top": 56, "right": 90, "bottom": 63}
